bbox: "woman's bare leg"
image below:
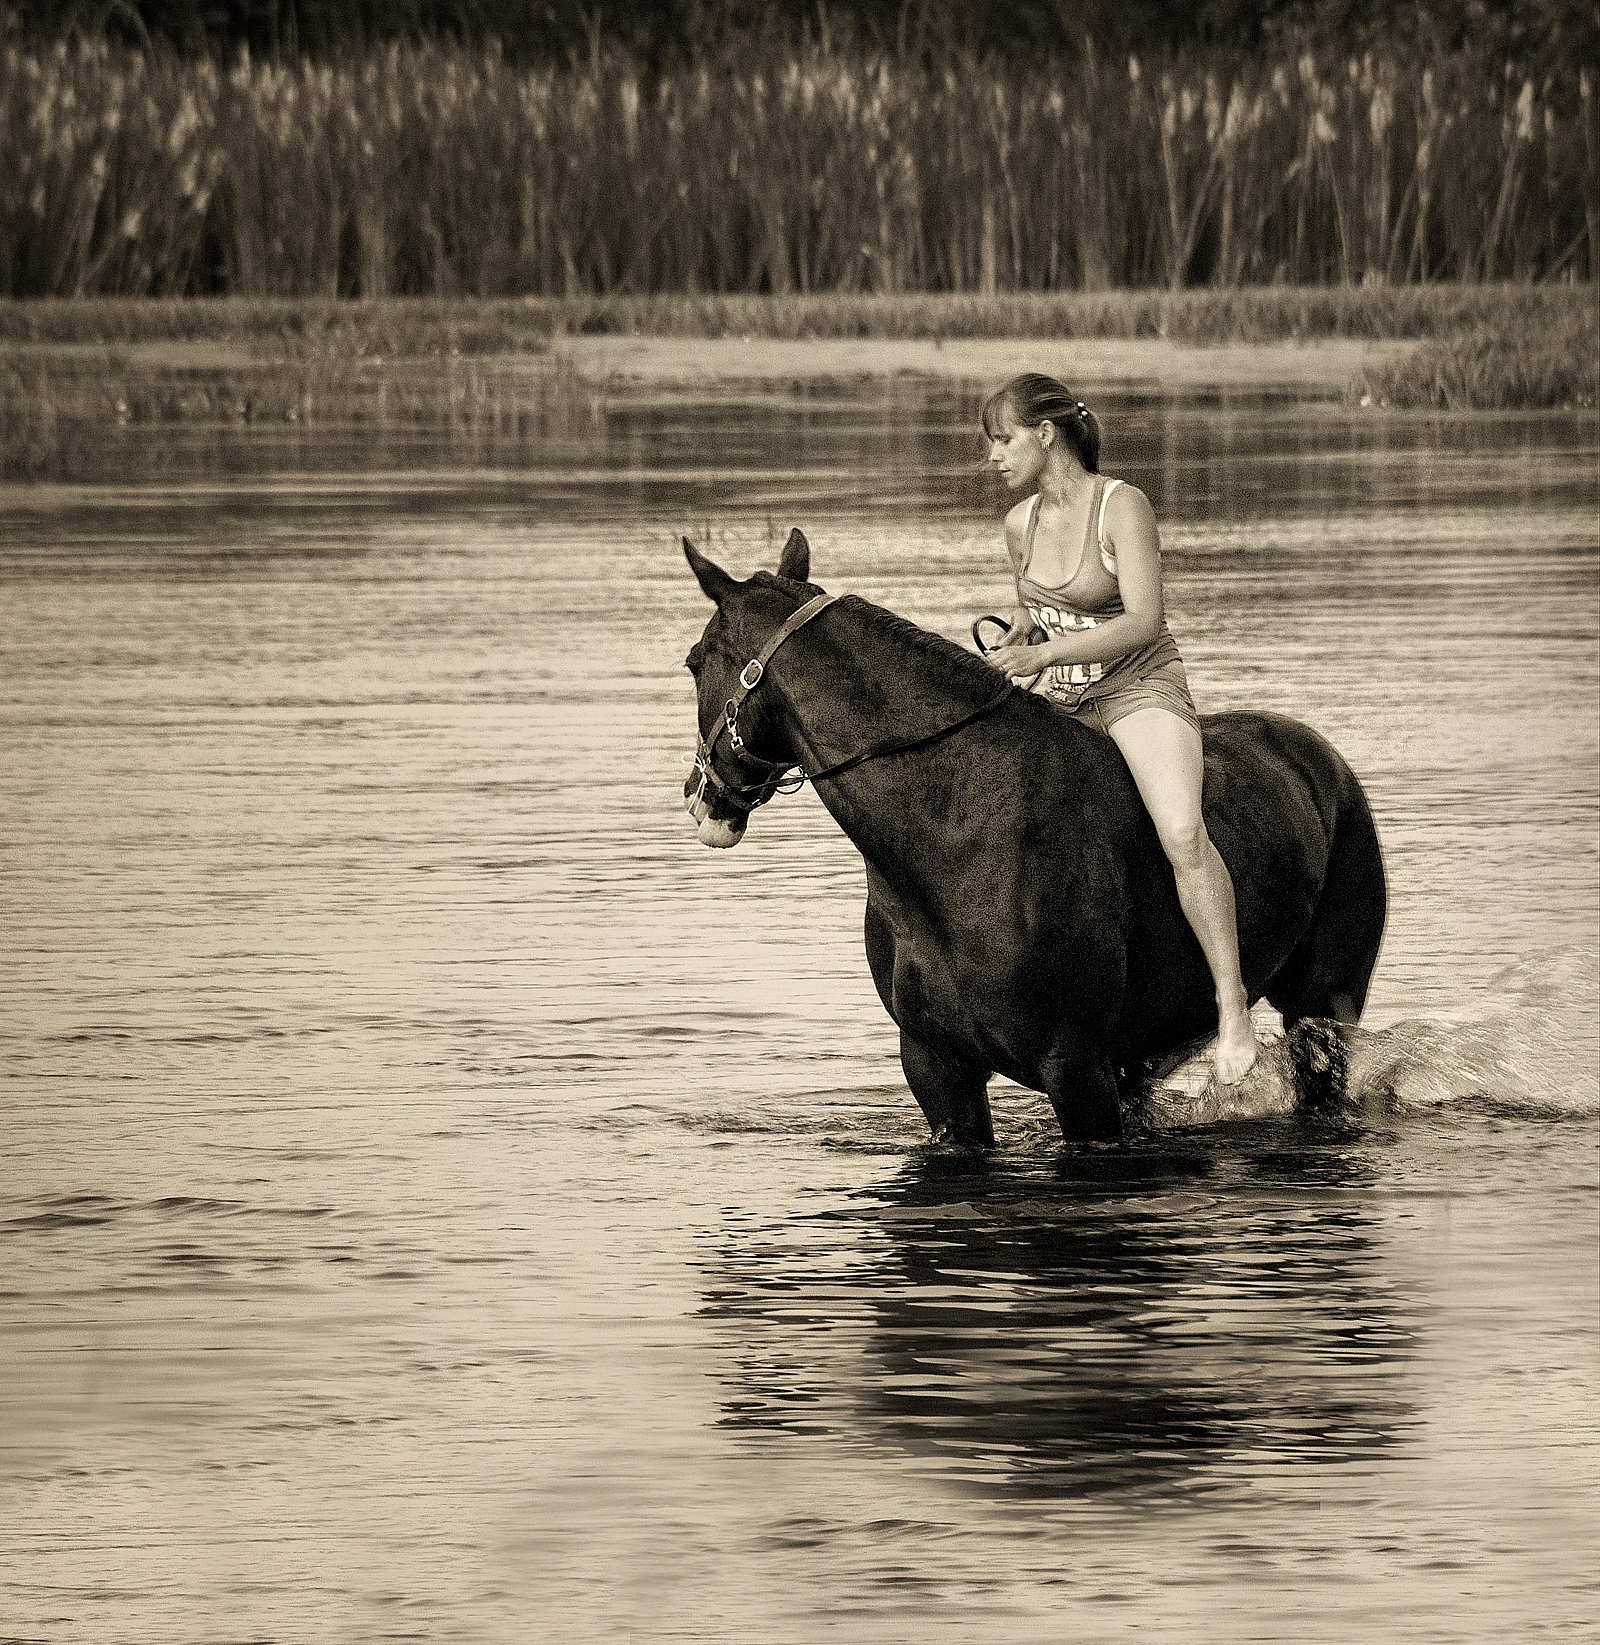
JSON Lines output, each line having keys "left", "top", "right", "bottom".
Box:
{"left": 1107, "top": 707, "right": 1259, "bottom": 1084}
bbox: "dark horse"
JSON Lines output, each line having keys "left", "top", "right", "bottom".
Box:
{"left": 682, "top": 531, "right": 1386, "bottom": 1146}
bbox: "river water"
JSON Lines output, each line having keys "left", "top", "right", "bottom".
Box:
{"left": 3, "top": 373, "right": 1597, "bottom": 1643}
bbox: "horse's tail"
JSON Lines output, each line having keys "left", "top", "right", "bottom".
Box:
{"left": 1265, "top": 755, "right": 1388, "bottom": 1029}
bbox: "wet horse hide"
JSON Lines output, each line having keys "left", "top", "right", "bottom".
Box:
{"left": 682, "top": 529, "right": 1387, "bottom": 1145}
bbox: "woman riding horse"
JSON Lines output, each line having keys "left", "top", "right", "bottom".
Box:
{"left": 979, "top": 374, "right": 1258, "bottom": 1085}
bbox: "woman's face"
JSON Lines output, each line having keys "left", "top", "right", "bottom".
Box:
{"left": 985, "top": 411, "right": 1049, "bottom": 491}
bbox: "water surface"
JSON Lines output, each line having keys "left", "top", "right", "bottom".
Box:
{"left": 3, "top": 380, "right": 1596, "bottom": 1643}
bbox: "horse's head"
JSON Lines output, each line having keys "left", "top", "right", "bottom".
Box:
{"left": 682, "top": 527, "right": 820, "bottom": 849}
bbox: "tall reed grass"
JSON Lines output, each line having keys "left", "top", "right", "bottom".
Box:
{"left": 2, "top": 30, "right": 1593, "bottom": 299}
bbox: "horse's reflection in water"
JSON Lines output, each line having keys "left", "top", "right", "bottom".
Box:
{"left": 701, "top": 1139, "right": 1417, "bottom": 1504}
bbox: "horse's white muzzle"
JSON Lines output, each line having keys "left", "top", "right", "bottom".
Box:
{"left": 686, "top": 764, "right": 746, "bottom": 848}
{"left": 696, "top": 815, "right": 745, "bottom": 849}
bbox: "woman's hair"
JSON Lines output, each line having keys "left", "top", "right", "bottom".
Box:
{"left": 981, "top": 373, "right": 1101, "bottom": 474}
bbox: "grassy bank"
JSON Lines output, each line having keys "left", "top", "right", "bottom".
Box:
{"left": 0, "top": 343, "right": 578, "bottom": 478}
{"left": 1, "top": 283, "right": 1587, "bottom": 348}
{"left": 1353, "top": 300, "right": 1599, "bottom": 408}
{"left": 2, "top": 31, "right": 1593, "bottom": 300}
{"left": 3, "top": 286, "right": 1593, "bottom": 477}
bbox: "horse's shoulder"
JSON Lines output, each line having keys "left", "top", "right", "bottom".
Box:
{"left": 1006, "top": 695, "right": 1149, "bottom": 817}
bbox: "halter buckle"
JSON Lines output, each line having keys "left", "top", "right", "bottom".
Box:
{"left": 739, "top": 659, "right": 764, "bottom": 690}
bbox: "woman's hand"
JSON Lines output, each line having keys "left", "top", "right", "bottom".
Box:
{"left": 984, "top": 641, "right": 1048, "bottom": 681}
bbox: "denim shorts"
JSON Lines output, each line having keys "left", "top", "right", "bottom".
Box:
{"left": 1065, "top": 660, "right": 1202, "bottom": 738}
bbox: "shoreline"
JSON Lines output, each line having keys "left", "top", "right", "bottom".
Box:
{"left": 3, "top": 331, "right": 1420, "bottom": 391}
{"left": 546, "top": 334, "right": 1418, "bottom": 391}
{"left": 4, "top": 288, "right": 1592, "bottom": 415}
{"left": 4, "top": 287, "right": 1592, "bottom": 470}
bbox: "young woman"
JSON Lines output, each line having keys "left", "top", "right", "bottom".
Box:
{"left": 980, "top": 373, "right": 1259, "bottom": 1084}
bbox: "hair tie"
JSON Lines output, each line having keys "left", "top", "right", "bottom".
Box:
{"left": 1076, "top": 401, "right": 1089, "bottom": 419}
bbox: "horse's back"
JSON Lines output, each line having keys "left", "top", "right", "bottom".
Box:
{"left": 1200, "top": 709, "right": 1370, "bottom": 857}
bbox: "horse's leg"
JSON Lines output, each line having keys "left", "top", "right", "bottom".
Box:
{"left": 899, "top": 1029, "right": 995, "bottom": 1149}
{"left": 1040, "top": 1050, "right": 1124, "bottom": 1145}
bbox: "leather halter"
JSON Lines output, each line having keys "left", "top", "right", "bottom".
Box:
{"left": 689, "top": 594, "right": 839, "bottom": 823}
{"left": 688, "top": 593, "right": 1016, "bottom": 826}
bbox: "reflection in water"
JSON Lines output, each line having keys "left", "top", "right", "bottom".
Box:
{"left": 704, "top": 1139, "right": 1418, "bottom": 1506}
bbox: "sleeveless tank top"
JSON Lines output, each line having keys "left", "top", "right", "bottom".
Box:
{"left": 1011, "top": 474, "right": 1181, "bottom": 709}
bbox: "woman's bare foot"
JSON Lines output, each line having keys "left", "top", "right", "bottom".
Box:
{"left": 1212, "top": 998, "right": 1260, "bottom": 1085}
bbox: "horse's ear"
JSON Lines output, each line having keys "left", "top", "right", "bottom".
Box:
{"left": 777, "top": 528, "right": 810, "bottom": 583}
{"left": 684, "top": 537, "right": 737, "bottom": 604}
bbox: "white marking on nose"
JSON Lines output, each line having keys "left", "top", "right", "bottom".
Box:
{"left": 696, "top": 817, "right": 744, "bottom": 849}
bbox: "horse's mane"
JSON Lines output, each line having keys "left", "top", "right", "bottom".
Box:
{"left": 752, "top": 570, "right": 1000, "bottom": 694}
{"left": 750, "top": 571, "right": 1004, "bottom": 703}
{"left": 751, "top": 570, "right": 821, "bottom": 600}
{"left": 847, "top": 596, "right": 1004, "bottom": 690}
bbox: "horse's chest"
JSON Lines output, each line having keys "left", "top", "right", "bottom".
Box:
{"left": 889, "top": 924, "right": 956, "bottom": 1019}
{"left": 865, "top": 845, "right": 1131, "bottom": 1058}
{"left": 870, "top": 886, "right": 989, "bottom": 1032}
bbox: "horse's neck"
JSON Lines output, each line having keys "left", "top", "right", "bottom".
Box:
{"left": 775, "top": 601, "right": 1028, "bottom": 859}
{"left": 778, "top": 600, "right": 1004, "bottom": 755}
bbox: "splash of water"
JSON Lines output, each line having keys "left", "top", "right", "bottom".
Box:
{"left": 1138, "top": 944, "right": 1598, "bottom": 1127}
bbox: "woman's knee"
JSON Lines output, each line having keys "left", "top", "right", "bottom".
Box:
{"left": 1155, "top": 814, "right": 1209, "bottom": 869}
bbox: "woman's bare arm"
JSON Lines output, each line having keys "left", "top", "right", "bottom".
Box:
{"left": 999, "top": 503, "right": 1037, "bottom": 643}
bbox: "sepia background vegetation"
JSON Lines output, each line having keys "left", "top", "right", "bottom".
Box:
{"left": 1, "top": 0, "right": 1595, "bottom": 301}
